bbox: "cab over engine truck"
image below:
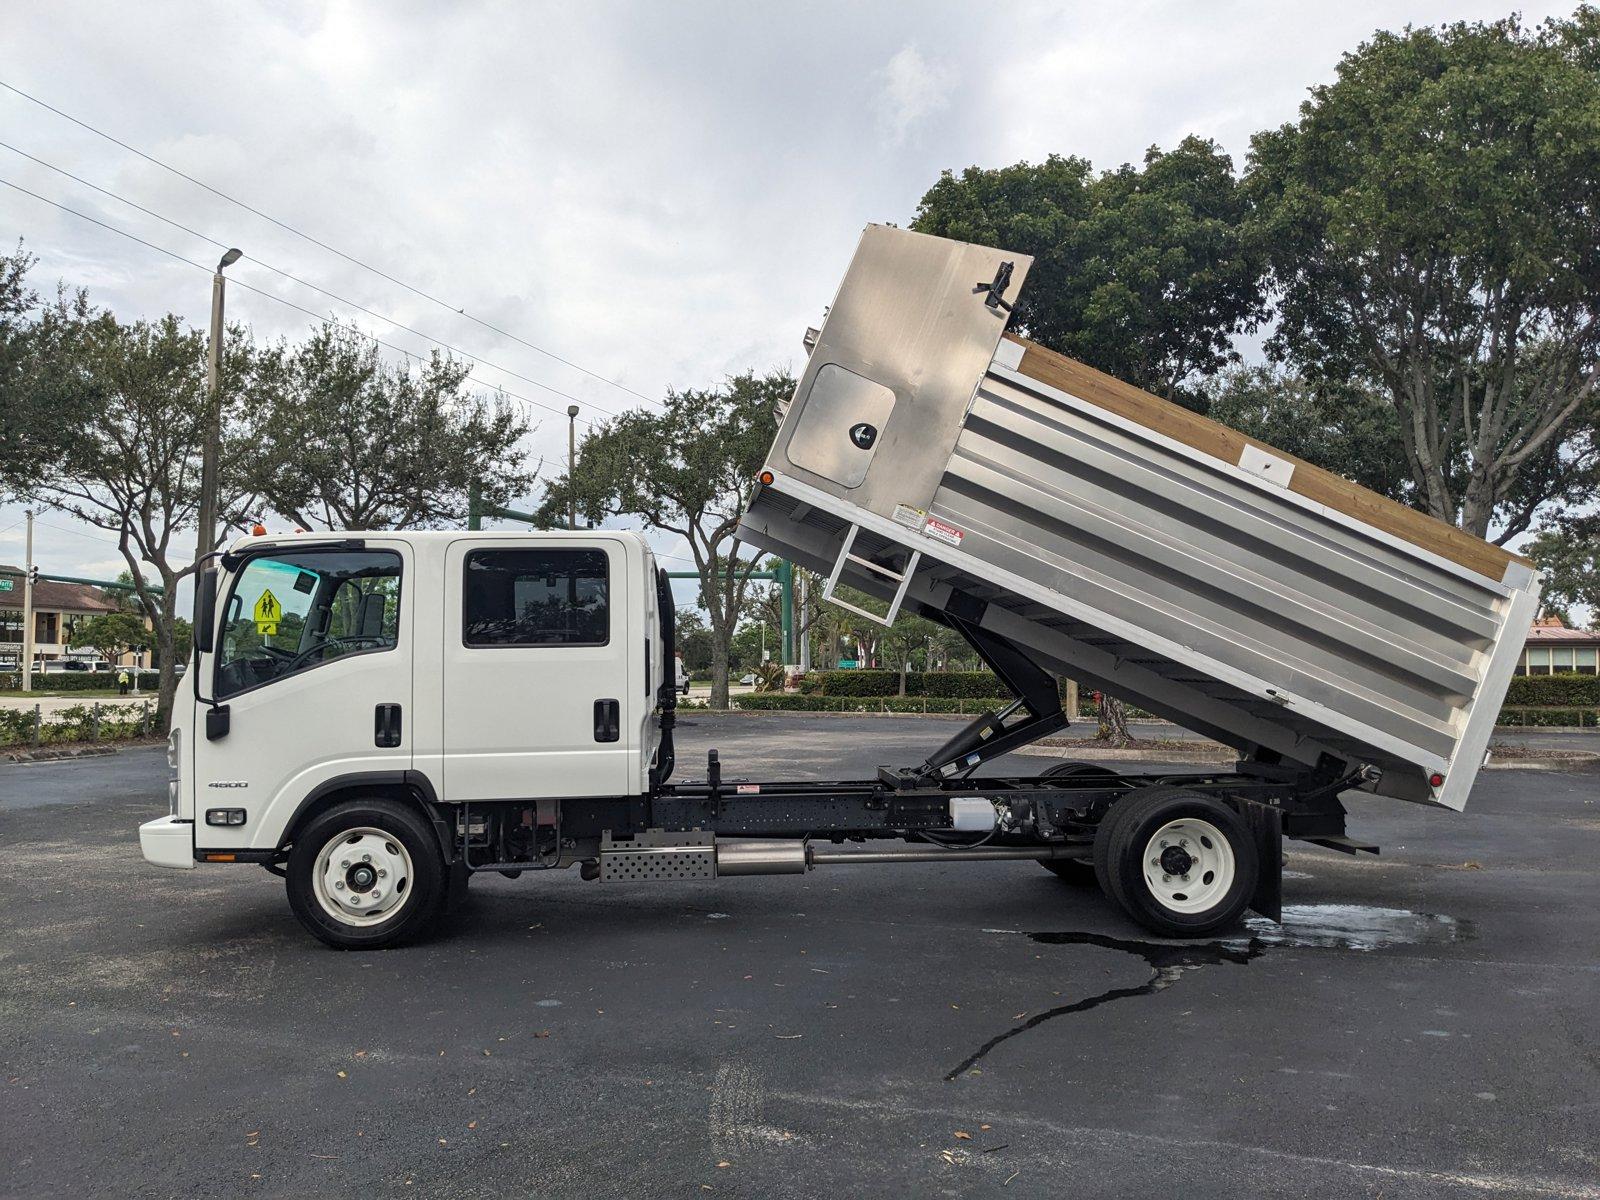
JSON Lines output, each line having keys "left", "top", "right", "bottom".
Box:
{"left": 140, "top": 226, "right": 1540, "bottom": 949}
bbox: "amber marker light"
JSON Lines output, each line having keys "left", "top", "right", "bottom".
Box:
{"left": 758, "top": 470, "right": 775, "bottom": 485}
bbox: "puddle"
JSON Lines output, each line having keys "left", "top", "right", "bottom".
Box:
{"left": 950, "top": 904, "right": 1470, "bottom": 1081}
{"left": 1235, "top": 904, "right": 1470, "bottom": 952}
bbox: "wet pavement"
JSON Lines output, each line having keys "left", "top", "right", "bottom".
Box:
{"left": 2, "top": 712, "right": 1598, "bottom": 1198}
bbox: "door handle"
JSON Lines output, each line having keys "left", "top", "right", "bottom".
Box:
{"left": 593, "top": 699, "right": 619, "bottom": 743}
{"left": 374, "top": 703, "right": 403, "bottom": 748}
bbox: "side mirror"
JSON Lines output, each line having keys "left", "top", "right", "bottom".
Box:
{"left": 195, "top": 568, "right": 218, "bottom": 655}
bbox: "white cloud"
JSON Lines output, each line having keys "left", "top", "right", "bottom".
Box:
{"left": 875, "top": 44, "right": 955, "bottom": 146}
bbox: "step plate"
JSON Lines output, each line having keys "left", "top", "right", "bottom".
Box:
{"left": 599, "top": 843, "right": 717, "bottom": 882}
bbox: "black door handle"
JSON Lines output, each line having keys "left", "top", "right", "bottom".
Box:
{"left": 594, "top": 699, "right": 619, "bottom": 743}
{"left": 374, "top": 703, "right": 402, "bottom": 748}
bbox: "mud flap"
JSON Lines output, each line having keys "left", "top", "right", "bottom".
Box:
{"left": 444, "top": 856, "right": 471, "bottom": 914}
{"left": 1240, "top": 800, "right": 1282, "bottom": 922}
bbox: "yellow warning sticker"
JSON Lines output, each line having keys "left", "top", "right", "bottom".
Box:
{"left": 254, "top": 589, "right": 281, "bottom": 636}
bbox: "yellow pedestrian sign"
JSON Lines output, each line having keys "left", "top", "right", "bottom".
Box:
{"left": 254, "top": 589, "right": 281, "bottom": 636}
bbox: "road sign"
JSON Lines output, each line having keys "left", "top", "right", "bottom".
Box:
{"left": 254, "top": 589, "right": 281, "bottom": 636}
{"left": 0, "top": 579, "right": 12, "bottom": 592}
{"left": 838, "top": 659, "right": 858, "bottom": 669}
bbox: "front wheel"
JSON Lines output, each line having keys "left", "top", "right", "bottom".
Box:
{"left": 286, "top": 798, "right": 445, "bottom": 949}
{"left": 1097, "top": 788, "right": 1257, "bottom": 937}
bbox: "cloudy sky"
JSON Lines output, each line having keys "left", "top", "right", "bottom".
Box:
{"left": 0, "top": 0, "right": 1572, "bottom": 586}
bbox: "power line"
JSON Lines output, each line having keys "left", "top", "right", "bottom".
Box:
{"left": 0, "top": 142, "right": 629, "bottom": 420}
{"left": 0, "top": 175, "right": 598, "bottom": 429}
{"left": 0, "top": 78, "right": 664, "bottom": 410}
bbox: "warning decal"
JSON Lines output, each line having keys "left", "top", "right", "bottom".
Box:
{"left": 253, "top": 589, "right": 281, "bottom": 636}
{"left": 922, "top": 516, "right": 964, "bottom": 547}
{"left": 891, "top": 503, "right": 926, "bottom": 530}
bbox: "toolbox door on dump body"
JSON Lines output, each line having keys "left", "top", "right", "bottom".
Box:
{"left": 193, "top": 541, "right": 414, "bottom": 851}
{"left": 440, "top": 536, "right": 632, "bottom": 802}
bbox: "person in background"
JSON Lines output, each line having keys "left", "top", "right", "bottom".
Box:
{"left": 117, "top": 669, "right": 130, "bottom": 696}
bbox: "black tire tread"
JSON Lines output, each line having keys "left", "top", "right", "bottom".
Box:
{"left": 286, "top": 797, "right": 445, "bottom": 950}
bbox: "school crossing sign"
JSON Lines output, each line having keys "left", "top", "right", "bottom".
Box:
{"left": 254, "top": 589, "right": 281, "bottom": 636}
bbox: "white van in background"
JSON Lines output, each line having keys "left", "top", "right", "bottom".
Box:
{"left": 674, "top": 655, "right": 689, "bottom": 696}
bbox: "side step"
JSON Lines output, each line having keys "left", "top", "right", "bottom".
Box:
{"left": 595, "top": 830, "right": 1084, "bottom": 880}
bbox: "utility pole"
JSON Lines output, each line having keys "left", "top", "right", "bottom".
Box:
{"left": 194, "top": 248, "right": 242, "bottom": 568}
{"left": 567, "top": 405, "right": 580, "bottom": 530}
{"left": 21, "top": 510, "right": 34, "bottom": 692}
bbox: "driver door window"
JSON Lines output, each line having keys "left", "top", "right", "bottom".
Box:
{"left": 216, "top": 549, "right": 402, "bottom": 699}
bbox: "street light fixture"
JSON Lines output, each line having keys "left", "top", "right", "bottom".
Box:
{"left": 194, "top": 248, "right": 243, "bottom": 568}
{"left": 567, "top": 404, "right": 580, "bottom": 530}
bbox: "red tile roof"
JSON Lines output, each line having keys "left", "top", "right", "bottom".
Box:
{"left": 1527, "top": 625, "right": 1600, "bottom": 644}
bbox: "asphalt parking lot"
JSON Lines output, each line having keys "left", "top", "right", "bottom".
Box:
{"left": 3, "top": 713, "right": 1599, "bottom": 1198}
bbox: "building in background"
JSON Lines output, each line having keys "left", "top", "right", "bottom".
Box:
{"left": 0, "top": 566, "right": 126, "bottom": 670}
{"left": 1514, "top": 615, "right": 1600, "bottom": 676}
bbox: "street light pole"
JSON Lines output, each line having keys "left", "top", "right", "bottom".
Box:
{"left": 567, "top": 405, "right": 580, "bottom": 530}
{"left": 20, "top": 509, "right": 33, "bottom": 693}
{"left": 194, "top": 248, "right": 242, "bottom": 568}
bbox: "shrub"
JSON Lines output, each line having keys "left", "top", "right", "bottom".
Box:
{"left": 733, "top": 693, "right": 1013, "bottom": 714}
{"left": 805, "top": 670, "right": 1007, "bottom": 699}
{"left": 0, "top": 699, "right": 159, "bottom": 746}
{"left": 0, "top": 669, "right": 164, "bottom": 692}
{"left": 1502, "top": 673, "right": 1600, "bottom": 706}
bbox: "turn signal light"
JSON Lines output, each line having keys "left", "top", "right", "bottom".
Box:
{"left": 206, "top": 808, "right": 247, "bottom": 826}
{"left": 758, "top": 470, "right": 774, "bottom": 485}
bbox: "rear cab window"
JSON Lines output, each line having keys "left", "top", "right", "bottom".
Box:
{"left": 462, "top": 548, "right": 609, "bottom": 647}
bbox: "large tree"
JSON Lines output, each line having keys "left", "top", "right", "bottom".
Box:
{"left": 535, "top": 370, "right": 789, "bottom": 709}
{"left": 19, "top": 303, "right": 258, "bottom": 729}
{"left": 912, "top": 136, "right": 1265, "bottom": 409}
{"left": 243, "top": 323, "right": 534, "bottom": 530}
{"left": 1247, "top": 10, "right": 1600, "bottom": 542}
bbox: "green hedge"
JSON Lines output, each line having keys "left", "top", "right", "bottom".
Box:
{"left": 734, "top": 693, "right": 1015, "bottom": 714}
{"left": 806, "top": 670, "right": 1007, "bottom": 699}
{"left": 0, "top": 670, "right": 164, "bottom": 692}
{"left": 1503, "top": 673, "right": 1600, "bottom": 706}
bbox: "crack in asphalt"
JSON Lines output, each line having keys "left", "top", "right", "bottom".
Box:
{"left": 945, "top": 930, "right": 1263, "bottom": 1081}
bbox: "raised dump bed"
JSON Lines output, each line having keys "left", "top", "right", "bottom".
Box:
{"left": 738, "top": 225, "right": 1541, "bottom": 810}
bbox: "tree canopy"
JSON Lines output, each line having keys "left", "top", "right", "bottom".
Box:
{"left": 912, "top": 136, "right": 1264, "bottom": 408}
{"left": 242, "top": 323, "right": 534, "bottom": 530}
{"left": 1247, "top": 9, "right": 1600, "bottom": 540}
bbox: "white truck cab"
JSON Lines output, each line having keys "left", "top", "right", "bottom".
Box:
{"left": 142, "top": 528, "right": 675, "bottom": 945}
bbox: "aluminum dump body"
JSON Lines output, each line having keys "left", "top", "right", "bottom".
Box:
{"left": 737, "top": 225, "right": 1541, "bottom": 810}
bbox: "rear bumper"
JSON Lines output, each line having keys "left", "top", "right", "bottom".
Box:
{"left": 140, "top": 815, "right": 195, "bottom": 869}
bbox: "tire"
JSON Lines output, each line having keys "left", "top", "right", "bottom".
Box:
{"left": 1098, "top": 788, "right": 1257, "bottom": 938}
{"left": 286, "top": 797, "right": 446, "bottom": 950}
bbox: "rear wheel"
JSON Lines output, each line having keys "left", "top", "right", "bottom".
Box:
{"left": 287, "top": 798, "right": 445, "bottom": 949}
{"left": 1096, "top": 787, "right": 1256, "bottom": 937}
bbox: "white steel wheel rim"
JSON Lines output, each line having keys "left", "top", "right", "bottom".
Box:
{"left": 1141, "top": 817, "right": 1235, "bottom": 914}
{"left": 312, "top": 827, "right": 414, "bottom": 928}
